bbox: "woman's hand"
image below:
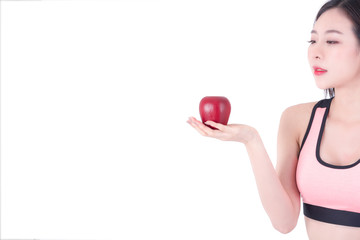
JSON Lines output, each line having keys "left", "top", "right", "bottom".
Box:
{"left": 187, "top": 116, "right": 257, "bottom": 144}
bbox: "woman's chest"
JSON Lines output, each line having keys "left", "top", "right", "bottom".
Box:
{"left": 320, "top": 119, "right": 360, "bottom": 166}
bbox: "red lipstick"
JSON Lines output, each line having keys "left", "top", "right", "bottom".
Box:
{"left": 313, "top": 66, "right": 328, "bottom": 76}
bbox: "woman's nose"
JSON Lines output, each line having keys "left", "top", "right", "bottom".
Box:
{"left": 309, "top": 44, "right": 323, "bottom": 60}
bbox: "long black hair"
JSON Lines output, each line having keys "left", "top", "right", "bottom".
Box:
{"left": 315, "top": 0, "right": 360, "bottom": 98}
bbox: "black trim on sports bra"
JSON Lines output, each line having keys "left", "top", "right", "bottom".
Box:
{"left": 315, "top": 98, "right": 360, "bottom": 169}
{"left": 299, "top": 98, "right": 332, "bottom": 155}
{"left": 304, "top": 203, "right": 360, "bottom": 227}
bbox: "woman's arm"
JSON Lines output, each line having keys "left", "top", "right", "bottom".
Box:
{"left": 187, "top": 103, "right": 312, "bottom": 233}
{"left": 245, "top": 107, "right": 301, "bottom": 233}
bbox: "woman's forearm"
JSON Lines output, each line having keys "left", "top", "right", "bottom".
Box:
{"left": 245, "top": 130, "right": 298, "bottom": 233}
{"left": 187, "top": 116, "right": 299, "bottom": 233}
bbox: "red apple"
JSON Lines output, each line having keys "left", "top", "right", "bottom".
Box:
{"left": 199, "top": 96, "right": 231, "bottom": 129}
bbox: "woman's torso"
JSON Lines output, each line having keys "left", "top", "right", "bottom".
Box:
{"left": 296, "top": 98, "right": 360, "bottom": 239}
{"left": 305, "top": 217, "right": 360, "bottom": 240}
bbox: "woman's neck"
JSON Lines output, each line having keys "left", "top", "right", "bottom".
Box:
{"left": 330, "top": 88, "right": 360, "bottom": 123}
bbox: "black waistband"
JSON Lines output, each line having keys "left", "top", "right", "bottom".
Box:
{"left": 304, "top": 203, "right": 360, "bottom": 227}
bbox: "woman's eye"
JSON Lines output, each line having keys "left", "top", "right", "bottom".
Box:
{"left": 307, "top": 40, "right": 339, "bottom": 45}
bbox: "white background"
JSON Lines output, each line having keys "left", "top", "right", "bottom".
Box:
{"left": 1, "top": 0, "right": 326, "bottom": 239}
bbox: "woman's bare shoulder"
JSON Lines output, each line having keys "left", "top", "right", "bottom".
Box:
{"left": 280, "top": 101, "right": 318, "bottom": 144}
{"left": 283, "top": 101, "right": 317, "bottom": 118}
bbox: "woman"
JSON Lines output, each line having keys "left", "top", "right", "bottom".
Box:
{"left": 187, "top": 0, "right": 360, "bottom": 239}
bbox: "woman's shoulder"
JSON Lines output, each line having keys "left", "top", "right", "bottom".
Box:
{"left": 282, "top": 101, "right": 318, "bottom": 118}
{"left": 279, "top": 101, "right": 318, "bottom": 144}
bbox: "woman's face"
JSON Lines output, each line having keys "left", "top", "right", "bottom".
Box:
{"left": 308, "top": 8, "right": 360, "bottom": 92}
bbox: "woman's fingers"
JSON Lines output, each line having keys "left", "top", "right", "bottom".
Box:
{"left": 187, "top": 117, "right": 215, "bottom": 137}
{"left": 188, "top": 117, "right": 255, "bottom": 143}
{"left": 204, "top": 120, "right": 225, "bottom": 131}
{"left": 187, "top": 117, "right": 230, "bottom": 140}
{"left": 187, "top": 117, "right": 208, "bottom": 136}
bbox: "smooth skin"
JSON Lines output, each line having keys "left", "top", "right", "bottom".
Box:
{"left": 188, "top": 8, "right": 360, "bottom": 240}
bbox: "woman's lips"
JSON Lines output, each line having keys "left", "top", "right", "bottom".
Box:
{"left": 313, "top": 66, "right": 328, "bottom": 76}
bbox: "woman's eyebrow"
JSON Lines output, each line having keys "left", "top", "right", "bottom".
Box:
{"left": 311, "top": 29, "right": 344, "bottom": 34}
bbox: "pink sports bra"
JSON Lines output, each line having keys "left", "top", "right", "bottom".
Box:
{"left": 297, "top": 98, "right": 360, "bottom": 227}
